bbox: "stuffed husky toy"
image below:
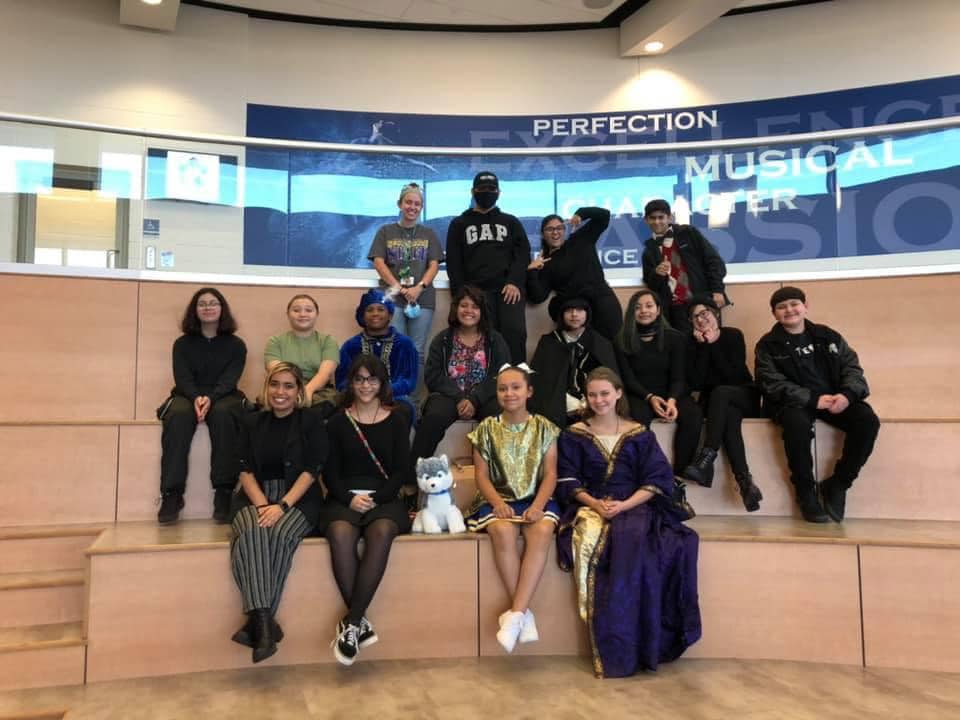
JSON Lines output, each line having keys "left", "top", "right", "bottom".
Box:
{"left": 412, "top": 455, "right": 466, "bottom": 534}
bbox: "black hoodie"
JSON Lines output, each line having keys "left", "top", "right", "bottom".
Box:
{"left": 446, "top": 206, "right": 530, "bottom": 292}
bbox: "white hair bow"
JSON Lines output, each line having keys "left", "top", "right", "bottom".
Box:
{"left": 497, "top": 362, "right": 535, "bottom": 375}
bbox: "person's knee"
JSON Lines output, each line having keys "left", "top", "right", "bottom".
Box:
{"left": 486, "top": 521, "right": 518, "bottom": 546}
{"left": 779, "top": 408, "right": 812, "bottom": 434}
{"left": 523, "top": 520, "right": 556, "bottom": 544}
{"left": 231, "top": 505, "right": 259, "bottom": 534}
{"left": 325, "top": 521, "right": 358, "bottom": 547}
{"left": 163, "top": 402, "right": 196, "bottom": 429}
{"left": 365, "top": 519, "right": 399, "bottom": 546}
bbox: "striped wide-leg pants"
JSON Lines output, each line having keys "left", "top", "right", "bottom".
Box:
{"left": 230, "top": 505, "right": 312, "bottom": 614}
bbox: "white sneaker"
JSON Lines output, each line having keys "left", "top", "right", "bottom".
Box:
{"left": 496, "top": 611, "right": 524, "bottom": 653}
{"left": 519, "top": 609, "right": 539, "bottom": 644}
{"left": 497, "top": 610, "right": 512, "bottom": 628}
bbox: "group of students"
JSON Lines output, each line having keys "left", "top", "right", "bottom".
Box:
{"left": 155, "top": 176, "right": 880, "bottom": 678}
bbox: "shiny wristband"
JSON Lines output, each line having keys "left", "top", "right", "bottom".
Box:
{"left": 279, "top": 501, "right": 290, "bottom": 513}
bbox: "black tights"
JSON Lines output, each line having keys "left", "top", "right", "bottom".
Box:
{"left": 326, "top": 519, "right": 399, "bottom": 625}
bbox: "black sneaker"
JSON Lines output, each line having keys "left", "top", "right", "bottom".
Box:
{"left": 213, "top": 488, "right": 233, "bottom": 524}
{"left": 157, "top": 493, "right": 184, "bottom": 525}
{"left": 797, "top": 490, "right": 829, "bottom": 523}
{"left": 820, "top": 477, "right": 847, "bottom": 523}
{"left": 333, "top": 620, "right": 360, "bottom": 666}
{"left": 358, "top": 616, "right": 378, "bottom": 648}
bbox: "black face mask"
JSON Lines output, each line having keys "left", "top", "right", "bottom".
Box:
{"left": 474, "top": 190, "right": 499, "bottom": 210}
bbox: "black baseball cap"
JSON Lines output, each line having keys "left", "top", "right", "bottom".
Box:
{"left": 472, "top": 171, "right": 499, "bottom": 190}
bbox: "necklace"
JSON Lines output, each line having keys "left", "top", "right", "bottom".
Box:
{"left": 352, "top": 402, "right": 381, "bottom": 424}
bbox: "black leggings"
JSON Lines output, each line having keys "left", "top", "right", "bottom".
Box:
{"left": 589, "top": 291, "right": 623, "bottom": 342}
{"left": 627, "top": 394, "right": 703, "bottom": 473}
{"left": 325, "top": 519, "right": 400, "bottom": 625}
{"left": 702, "top": 385, "right": 762, "bottom": 476}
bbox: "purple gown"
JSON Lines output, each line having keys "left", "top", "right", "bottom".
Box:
{"left": 557, "top": 425, "right": 701, "bottom": 678}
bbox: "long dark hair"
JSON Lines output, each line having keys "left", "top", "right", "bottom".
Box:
{"left": 617, "top": 289, "right": 667, "bottom": 353}
{"left": 539, "top": 214, "right": 564, "bottom": 258}
{"left": 180, "top": 287, "right": 237, "bottom": 336}
{"left": 581, "top": 367, "right": 630, "bottom": 421}
{"left": 339, "top": 354, "right": 394, "bottom": 409}
{"left": 447, "top": 285, "right": 492, "bottom": 338}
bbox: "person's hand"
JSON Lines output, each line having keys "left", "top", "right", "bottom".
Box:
{"left": 527, "top": 254, "right": 551, "bottom": 271}
{"left": 257, "top": 504, "right": 284, "bottom": 528}
{"left": 568, "top": 214, "right": 582, "bottom": 230}
{"left": 663, "top": 398, "right": 679, "bottom": 422}
{"left": 493, "top": 502, "right": 515, "bottom": 520}
{"left": 649, "top": 395, "right": 669, "bottom": 418}
{"left": 828, "top": 394, "right": 850, "bottom": 414}
{"left": 655, "top": 260, "right": 671, "bottom": 277}
{"left": 403, "top": 284, "right": 423, "bottom": 303}
{"left": 816, "top": 394, "right": 834, "bottom": 410}
{"left": 457, "top": 398, "right": 476, "bottom": 420}
{"left": 522, "top": 506, "right": 544, "bottom": 523}
{"left": 702, "top": 325, "right": 720, "bottom": 344}
{"left": 602, "top": 500, "right": 626, "bottom": 519}
{"left": 194, "top": 396, "right": 211, "bottom": 422}
{"left": 501, "top": 284, "right": 521, "bottom": 304}
{"left": 712, "top": 292, "right": 726, "bottom": 309}
{"left": 693, "top": 328, "right": 707, "bottom": 343}
{"left": 349, "top": 494, "right": 375, "bottom": 513}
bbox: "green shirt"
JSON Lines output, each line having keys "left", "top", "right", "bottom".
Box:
{"left": 264, "top": 331, "right": 339, "bottom": 382}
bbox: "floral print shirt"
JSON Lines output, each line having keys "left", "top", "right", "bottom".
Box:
{"left": 448, "top": 332, "right": 487, "bottom": 394}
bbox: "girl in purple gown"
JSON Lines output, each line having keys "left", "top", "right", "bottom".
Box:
{"left": 556, "top": 367, "right": 701, "bottom": 678}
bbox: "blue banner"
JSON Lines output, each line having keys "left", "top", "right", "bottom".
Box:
{"left": 242, "top": 75, "right": 960, "bottom": 270}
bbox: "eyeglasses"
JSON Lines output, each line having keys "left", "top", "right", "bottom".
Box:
{"left": 197, "top": 301, "right": 221, "bottom": 309}
{"left": 692, "top": 309, "right": 714, "bottom": 322}
{"left": 352, "top": 375, "right": 381, "bottom": 386}
{"left": 542, "top": 225, "right": 565, "bottom": 234}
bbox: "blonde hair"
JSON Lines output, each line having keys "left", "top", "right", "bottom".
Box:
{"left": 398, "top": 182, "right": 424, "bottom": 205}
{"left": 260, "top": 362, "right": 306, "bottom": 412}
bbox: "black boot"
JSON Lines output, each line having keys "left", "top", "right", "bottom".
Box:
{"left": 157, "top": 493, "right": 184, "bottom": 525}
{"left": 251, "top": 609, "right": 277, "bottom": 663}
{"left": 213, "top": 487, "right": 233, "bottom": 524}
{"left": 682, "top": 448, "right": 718, "bottom": 488}
{"left": 232, "top": 613, "right": 284, "bottom": 649}
{"left": 819, "top": 476, "right": 848, "bottom": 523}
{"left": 733, "top": 471, "right": 763, "bottom": 513}
{"left": 797, "top": 488, "right": 829, "bottom": 523}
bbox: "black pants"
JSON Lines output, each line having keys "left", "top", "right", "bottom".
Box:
{"left": 483, "top": 288, "right": 527, "bottom": 363}
{"left": 160, "top": 394, "right": 244, "bottom": 495}
{"left": 702, "top": 385, "right": 762, "bottom": 476}
{"left": 778, "top": 401, "right": 880, "bottom": 494}
{"left": 589, "top": 290, "right": 624, "bottom": 343}
{"left": 627, "top": 394, "right": 703, "bottom": 473}
{"left": 410, "top": 393, "right": 500, "bottom": 476}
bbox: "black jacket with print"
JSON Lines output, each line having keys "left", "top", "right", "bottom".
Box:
{"left": 754, "top": 319, "right": 869, "bottom": 418}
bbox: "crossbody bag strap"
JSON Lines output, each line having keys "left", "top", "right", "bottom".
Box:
{"left": 345, "top": 411, "right": 390, "bottom": 482}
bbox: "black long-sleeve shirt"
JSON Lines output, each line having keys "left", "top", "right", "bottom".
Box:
{"left": 323, "top": 410, "right": 410, "bottom": 506}
{"left": 615, "top": 328, "right": 688, "bottom": 401}
{"left": 446, "top": 207, "right": 530, "bottom": 292}
{"left": 687, "top": 327, "right": 753, "bottom": 394}
{"left": 527, "top": 206, "right": 612, "bottom": 303}
{"left": 172, "top": 333, "right": 246, "bottom": 402}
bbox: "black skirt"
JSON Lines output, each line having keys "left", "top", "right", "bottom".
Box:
{"left": 316, "top": 497, "right": 411, "bottom": 534}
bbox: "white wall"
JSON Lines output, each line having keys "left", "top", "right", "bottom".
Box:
{"left": 0, "top": 0, "right": 957, "bottom": 276}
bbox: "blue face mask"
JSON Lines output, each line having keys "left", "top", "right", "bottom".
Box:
{"left": 404, "top": 302, "right": 421, "bottom": 319}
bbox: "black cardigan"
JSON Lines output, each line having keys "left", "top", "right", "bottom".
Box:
{"left": 530, "top": 327, "right": 619, "bottom": 428}
{"left": 687, "top": 327, "right": 754, "bottom": 395}
{"left": 615, "top": 328, "right": 689, "bottom": 401}
{"left": 423, "top": 328, "right": 511, "bottom": 411}
{"left": 230, "top": 408, "right": 328, "bottom": 528}
{"left": 641, "top": 224, "right": 727, "bottom": 307}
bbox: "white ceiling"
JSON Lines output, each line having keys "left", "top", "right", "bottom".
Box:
{"left": 120, "top": 0, "right": 831, "bottom": 56}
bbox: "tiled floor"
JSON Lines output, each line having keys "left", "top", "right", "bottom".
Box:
{"left": 2, "top": 656, "right": 960, "bottom": 720}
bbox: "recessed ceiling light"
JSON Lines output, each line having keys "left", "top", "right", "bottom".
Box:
{"left": 142, "top": 0, "right": 163, "bottom": 6}
{"left": 644, "top": 41, "right": 664, "bottom": 53}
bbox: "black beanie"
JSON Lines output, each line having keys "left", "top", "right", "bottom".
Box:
{"left": 769, "top": 286, "right": 806, "bottom": 310}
